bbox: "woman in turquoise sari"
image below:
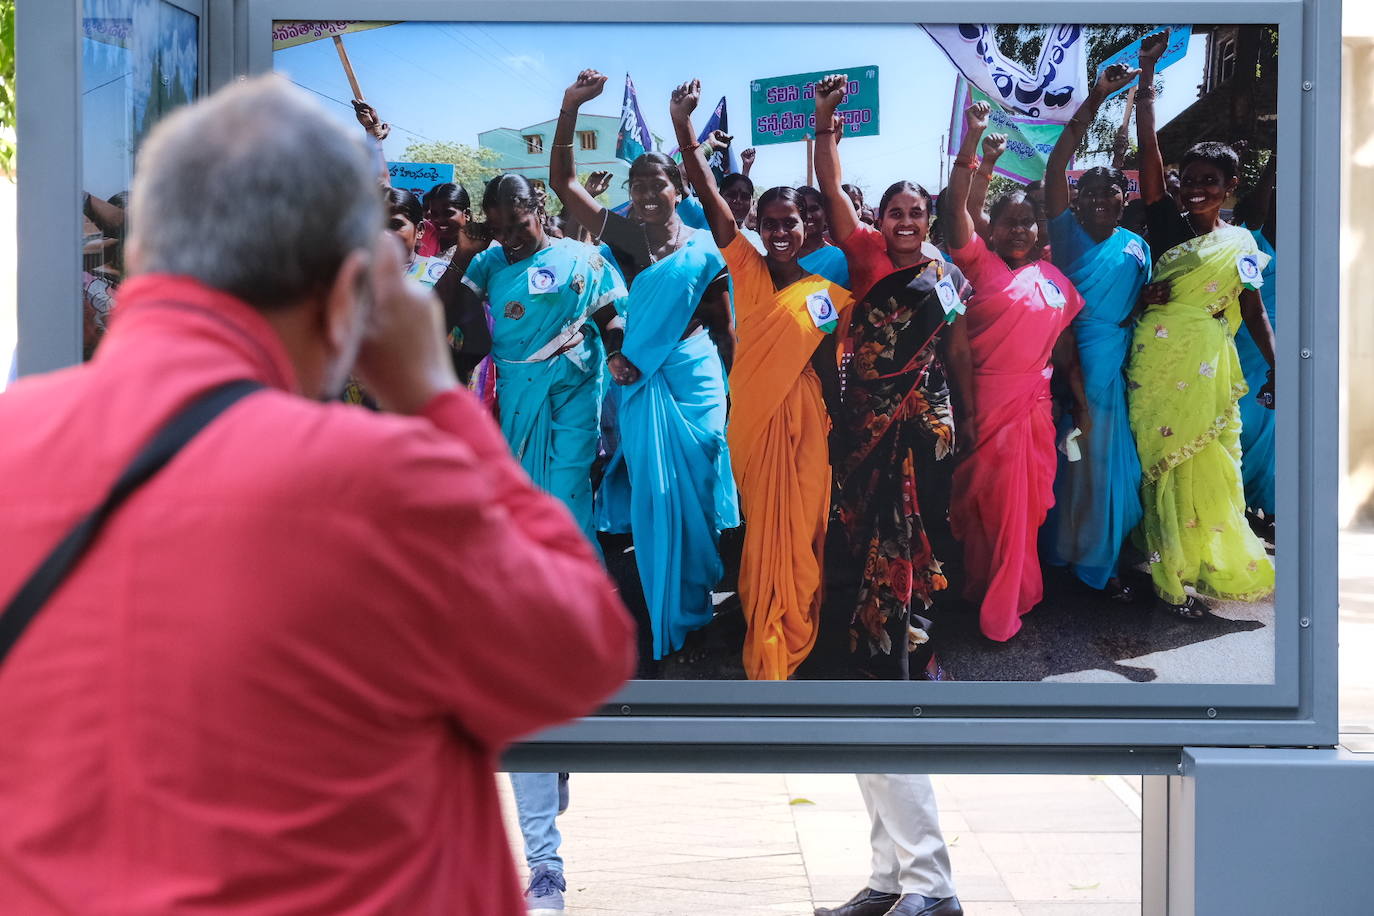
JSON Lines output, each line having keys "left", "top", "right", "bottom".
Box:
{"left": 1040, "top": 64, "right": 1150, "bottom": 598}
{"left": 1128, "top": 33, "right": 1277, "bottom": 615}
{"left": 554, "top": 71, "right": 738, "bottom": 659}
{"left": 1234, "top": 155, "right": 1279, "bottom": 522}
{"left": 456, "top": 174, "right": 627, "bottom": 542}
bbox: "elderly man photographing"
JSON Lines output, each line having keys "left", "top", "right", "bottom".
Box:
{"left": 0, "top": 76, "right": 635, "bottom": 913}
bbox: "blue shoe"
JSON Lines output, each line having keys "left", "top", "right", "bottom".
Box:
{"left": 525, "top": 864, "right": 566, "bottom": 913}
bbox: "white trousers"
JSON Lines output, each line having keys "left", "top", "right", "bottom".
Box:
{"left": 855, "top": 773, "right": 956, "bottom": 898}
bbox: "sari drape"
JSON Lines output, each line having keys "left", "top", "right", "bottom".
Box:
{"left": 949, "top": 237, "right": 1083, "bottom": 642}
{"left": 724, "top": 234, "right": 854, "bottom": 680}
{"left": 833, "top": 259, "right": 966, "bottom": 676}
{"left": 1235, "top": 229, "right": 1277, "bottom": 515}
{"left": 1126, "top": 225, "right": 1274, "bottom": 604}
{"left": 594, "top": 231, "right": 740, "bottom": 659}
{"left": 1043, "top": 217, "right": 1149, "bottom": 589}
{"left": 462, "top": 238, "right": 625, "bottom": 540}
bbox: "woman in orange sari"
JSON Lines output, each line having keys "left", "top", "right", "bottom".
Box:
{"left": 671, "top": 79, "right": 853, "bottom": 680}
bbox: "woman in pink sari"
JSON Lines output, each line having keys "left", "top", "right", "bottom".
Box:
{"left": 945, "top": 102, "right": 1090, "bottom": 642}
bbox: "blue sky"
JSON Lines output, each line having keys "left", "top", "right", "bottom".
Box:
{"left": 273, "top": 21, "right": 1208, "bottom": 195}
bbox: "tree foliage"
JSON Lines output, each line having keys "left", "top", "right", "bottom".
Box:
{"left": 400, "top": 140, "right": 500, "bottom": 196}
{"left": 0, "top": 0, "right": 15, "bottom": 180}
{"left": 991, "top": 24, "right": 1172, "bottom": 162}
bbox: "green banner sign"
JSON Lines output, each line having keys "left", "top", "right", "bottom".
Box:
{"left": 749, "top": 66, "right": 880, "bottom": 147}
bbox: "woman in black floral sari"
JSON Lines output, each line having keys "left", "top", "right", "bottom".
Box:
{"left": 832, "top": 257, "right": 973, "bottom": 680}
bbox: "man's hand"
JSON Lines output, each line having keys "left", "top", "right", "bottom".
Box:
{"left": 1140, "top": 31, "right": 1169, "bottom": 65}
{"left": 706, "top": 128, "right": 733, "bottom": 154}
{"left": 1095, "top": 62, "right": 1140, "bottom": 97}
{"left": 964, "top": 101, "right": 992, "bottom": 135}
{"left": 669, "top": 79, "right": 702, "bottom": 121}
{"left": 981, "top": 132, "right": 1008, "bottom": 160}
{"left": 584, "top": 170, "right": 613, "bottom": 198}
{"left": 1141, "top": 280, "right": 1172, "bottom": 306}
{"left": 563, "top": 69, "right": 608, "bottom": 108}
{"left": 814, "top": 73, "right": 848, "bottom": 119}
{"left": 351, "top": 99, "right": 390, "bottom": 141}
{"left": 607, "top": 352, "right": 642, "bottom": 385}
{"left": 354, "top": 232, "right": 458, "bottom": 414}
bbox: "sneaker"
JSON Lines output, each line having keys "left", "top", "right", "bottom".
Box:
{"left": 524, "top": 864, "right": 566, "bottom": 914}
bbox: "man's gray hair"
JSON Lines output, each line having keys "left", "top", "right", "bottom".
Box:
{"left": 129, "top": 75, "right": 381, "bottom": 311}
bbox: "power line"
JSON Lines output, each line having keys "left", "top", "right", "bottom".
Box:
{"left": 287, "top": 79, "right": 437, "bottom": 144}
{"left": 83, "top": 71, "right": 131, "bottom": 96}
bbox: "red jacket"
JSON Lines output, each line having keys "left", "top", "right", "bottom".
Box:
{"left": 0, "top": 275, "right": 635, "bottom": 914}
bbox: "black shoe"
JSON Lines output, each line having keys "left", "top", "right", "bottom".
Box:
{"left": 556, "top": 772, "right": 570, "bottom": 815}
{"left": 815, "top": 887, "right": 900, "bottom": 916}
{"left": 884, "top": 895, "right": 963, "bottom": 916}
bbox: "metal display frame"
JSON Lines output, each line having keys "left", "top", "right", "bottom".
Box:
{"left": 16, "top": 0, "right": 1343, "bottom": 769}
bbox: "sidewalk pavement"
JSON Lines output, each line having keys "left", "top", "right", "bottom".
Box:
{"left": 499, "top": 529, "right": 1374, "bottom": 914}
{"left": 501, "top": 772, "right": 1143, "bottom": 915}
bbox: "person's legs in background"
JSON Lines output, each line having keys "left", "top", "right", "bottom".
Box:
{"left": 510, "top": 772, "right": 567, "bottom": 914}
{"left": 816, "top": 773, "right": 961, "bottom": 916}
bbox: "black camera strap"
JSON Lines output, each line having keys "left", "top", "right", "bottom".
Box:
{"left": 0, "top": 379, "right": 264, "bottom": 668}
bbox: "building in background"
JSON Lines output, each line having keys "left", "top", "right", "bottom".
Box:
{"left": 1156, "top": 25, "right": 1279, "bottom": 163}
{"left": 479, "top": 113, "right": 664, "bottom": 211}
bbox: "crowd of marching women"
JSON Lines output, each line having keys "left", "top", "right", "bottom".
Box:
{"left": 316, "top": 32, "right": 1278, "bottom": 681}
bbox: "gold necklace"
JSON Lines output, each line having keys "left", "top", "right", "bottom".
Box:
{"left": 648, "top": 221, "right": 684, "bottom": 264}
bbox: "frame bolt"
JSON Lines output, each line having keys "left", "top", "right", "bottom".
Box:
{"left": 620, "top": 704, "right": 632, "bottom": 715}
{"left": 912, "top": 706, "right": 923, "bottom": 717}
{"left": 1301, "top": 348, "right": 1313, "bottom": 359}
{"left": 1300, "top": 617, "right": 1311, "bottom": 628}
{"left": 1303, "top": 80, "right": 1313, "bottom": 90}
{"left": 1206, "top": 707, "right": 1218, "bottom": 718}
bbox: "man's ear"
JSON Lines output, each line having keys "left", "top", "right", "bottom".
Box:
{"left": 323, "top": 248, "right": 370, "bottom": 351}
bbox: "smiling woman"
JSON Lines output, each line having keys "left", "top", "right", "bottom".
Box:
{"left": 671, "top": 77, "right": 855, "bottom": 680}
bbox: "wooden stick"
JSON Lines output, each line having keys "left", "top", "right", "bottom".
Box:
{"left": 333, "top": 35, "right": 364, "bottom": 101}
{"left": 1112, "top": 87, "right": 1136, "bottom": 169}
{"left": 805, "top": 135, "right": 815, "bottom": 188}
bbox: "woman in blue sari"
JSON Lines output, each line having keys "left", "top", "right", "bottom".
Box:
{"left": 455, "top": 174, "right": 627, "bottom": 542}
{"left": 1040, "top": 64, "right": 1150, "bottom": 598}
{"left": 1234, "top": 155, "right": 1278, "bottom": 522}
{"left": 554, "top": 71, "right": 738, "bottom": 659}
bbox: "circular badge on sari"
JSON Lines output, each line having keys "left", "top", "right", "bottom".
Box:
{"left": 504, "top": 301, "right": 525, "bottom": 320}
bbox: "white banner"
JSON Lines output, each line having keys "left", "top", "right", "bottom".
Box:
{"left": 924, "top": 24, "right": 1088, "bottom": 123}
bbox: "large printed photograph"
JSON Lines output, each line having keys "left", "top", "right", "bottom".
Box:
{"left": 264, "top": 21, "right": 1280, "bottom": 685}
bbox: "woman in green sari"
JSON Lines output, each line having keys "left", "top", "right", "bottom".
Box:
{"left": 1128, "top": 32, "right": 1277, "bottom": 616}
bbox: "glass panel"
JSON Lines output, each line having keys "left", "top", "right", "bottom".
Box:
{"left": 80, "top": 0, "right": 197, "bottom": 359}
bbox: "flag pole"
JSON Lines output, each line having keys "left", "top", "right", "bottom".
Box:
{"left": 333, "top": 35, "right": 365, "bottom": 100}
{"left": 805, "top": 135, "right": 814, "bottom": 188}
{"left": 1112, "top": 87, "right": 1136, "bottom": 169}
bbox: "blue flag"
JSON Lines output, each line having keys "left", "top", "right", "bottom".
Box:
{"left": 1096, "top": 27, "right": 1192, "bottom": 100}
{"left": 616, "top": 73, "right": 655, "bottom": 163}
{"left": 696, "top": 96, "right": 739, "bottom": 177}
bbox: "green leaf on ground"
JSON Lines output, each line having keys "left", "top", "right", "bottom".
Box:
{"left": 788, "top": 797, "right": 815, "bottom": 806}
{"left": 1070, "top": 882, "right": 1102, "bottom": 890}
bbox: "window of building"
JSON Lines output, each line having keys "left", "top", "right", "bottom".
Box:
{"left": 1218, "top": 36, "right": 1237, "bottom": 84}
{"left": 579, "top": 130, "right": 598, "bottom": 151}
{"left": 523, "top": 134, "right": 544, "bottom": 154}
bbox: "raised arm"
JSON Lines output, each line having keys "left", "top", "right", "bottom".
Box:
{"left": 1135, "top": 31, "right": 1170, "bottom": 205}
{"left": 1046, "top": 63, "right": 1140, "bottom": 218}
{"left": 551, "top": 70, "right": 613, "bottom": 238}
{"left": 741, "top": 146, "right": 756, "bottom": 177}
{"left": 947, "top": 102, "right": 993, "bottom": 251}
{"left": 670, "top": 79, "right": 738, "bottom": 249}
{"left": 351, "top": 99, "right": 392, "bottom": 185}
{"left": 813, "top": 74, "right": 860, "bottom": 243}
{"left": 968, "top": 132, "right": 1006, "bottom": 237}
